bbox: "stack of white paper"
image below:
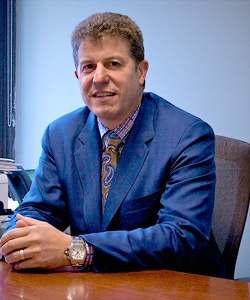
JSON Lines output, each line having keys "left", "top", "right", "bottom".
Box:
{"left": 0, "top": 158, "right": 21, "bottom": 172}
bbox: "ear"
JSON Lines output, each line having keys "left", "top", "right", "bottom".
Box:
{"left": 74, "top": 70, "right": 79, "bottom": 79}
{"left": 138, "top": 60, "right": 149, "bottom": 86}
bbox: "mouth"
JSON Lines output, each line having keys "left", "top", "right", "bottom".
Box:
{"left": 92, "top": 92, "right": 116, "bottom": 98}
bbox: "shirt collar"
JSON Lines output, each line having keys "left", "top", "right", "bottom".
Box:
{"left": 97, "top": 104, "right": 141, "bottom": 140}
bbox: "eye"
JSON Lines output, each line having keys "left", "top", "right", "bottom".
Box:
{"left": 82, "top": 64, "right": 95, "bottom": 73}
{"left": 107, "top": 61, "right": 121, "bottom": 69}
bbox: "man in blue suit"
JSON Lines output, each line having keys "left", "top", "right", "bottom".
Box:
{"left": 1, "top": 12, "right": 224, "bottom": 277}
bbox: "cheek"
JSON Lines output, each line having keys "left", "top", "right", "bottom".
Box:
{"left": 79, "top": 77, "right": 90, "bottom": 92}
{"left": 78, "top": 80, "right": 89, "bottom": 102}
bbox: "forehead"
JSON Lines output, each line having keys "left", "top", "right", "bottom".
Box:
{"left": 78, "top": 36, "right": 131, "bottom": 59}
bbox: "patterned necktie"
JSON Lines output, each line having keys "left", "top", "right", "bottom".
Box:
{"left": 101, "top": 131, "right": 123, "bottom": 212}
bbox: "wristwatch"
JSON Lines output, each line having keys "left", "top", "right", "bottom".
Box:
{"left": 64, "top": 236, "right": 87, "bottom": 267}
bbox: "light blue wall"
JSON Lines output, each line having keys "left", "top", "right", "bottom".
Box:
{"left": 16, "top": 0, "right": 250, "bottom": 278}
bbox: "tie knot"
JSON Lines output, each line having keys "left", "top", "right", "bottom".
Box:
{"left": 104, "top": 131, "right": 123, "bottom": 150}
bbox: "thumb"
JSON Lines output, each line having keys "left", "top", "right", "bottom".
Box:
{"left": 16, "top": 213, "right": 46, "bottom": 226}
{"left": 16, "top": 219, "right": 29, "bottom": 228}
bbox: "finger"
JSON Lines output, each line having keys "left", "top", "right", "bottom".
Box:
{"left": 0, "top": 227, "right": 30, "bottom": 257}
{"left": 4, "top": 248, "right": 28, "bottom": 265}
{"left": 16, "top": 214, "right": 46, "bottom": 226}
{"left": 16, "top": 220, "right": 29, "bottom": 228}
{"left": 13, "top": 258, "right": 32, "bottom": 271}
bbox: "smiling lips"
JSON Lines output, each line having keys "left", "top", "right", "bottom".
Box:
{"left": 93, "top": 92, "right": 116, "bottom": 98}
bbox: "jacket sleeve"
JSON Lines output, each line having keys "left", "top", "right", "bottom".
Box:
{"left": 4, "top": 124, "right": 70, "bottom": 233}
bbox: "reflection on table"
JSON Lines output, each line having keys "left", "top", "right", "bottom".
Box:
{"left": 0, "top": 261, "right": 249, "bottom": 299}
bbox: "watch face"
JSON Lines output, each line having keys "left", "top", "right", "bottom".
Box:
{"left": 70, "top": 245, "right": 86, "bottom": 259}
{"left": 66, "top": 238, "right": 87, "bottom": 266}
{"left": 69, "top": 245, "right": 86, "bottom": 260}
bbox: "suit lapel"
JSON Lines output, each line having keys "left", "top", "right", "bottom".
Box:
{"left": 102, "top": 99, "right": 155, "bottom": 230}
{"left": 74, "top": 112, "right": 103, "bottom": 233}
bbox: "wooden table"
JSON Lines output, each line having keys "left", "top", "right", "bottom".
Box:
{"left": 0, "top": 261, "right": 249, "bottom": 299}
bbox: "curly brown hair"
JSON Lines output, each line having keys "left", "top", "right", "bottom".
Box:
{"left": 71, "top": 12, "right": 145, "bottom": 69}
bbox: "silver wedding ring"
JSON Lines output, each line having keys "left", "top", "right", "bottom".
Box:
{"left": 19, "top": 249, "right": 25, "bottom": 261}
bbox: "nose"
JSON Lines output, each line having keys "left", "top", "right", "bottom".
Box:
{"left": 93, "top": 64, "right": 109, "bottom": 85}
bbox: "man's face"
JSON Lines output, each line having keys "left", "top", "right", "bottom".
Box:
{"left": 75, "top": 36, "right": 148, "bottom": 129}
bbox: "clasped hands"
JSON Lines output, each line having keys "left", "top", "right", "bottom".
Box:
{"left": 0, "top": 214, "right": 72, "bottom": 271}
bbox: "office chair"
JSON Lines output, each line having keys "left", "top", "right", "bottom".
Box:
{"left": 7, "top": 167, "right": 32, "bottom": 204}
{"left": 212, "top": 135, "right": 250, "bottom": 280}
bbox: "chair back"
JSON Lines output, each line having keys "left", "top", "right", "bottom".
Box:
{"left": 7, "top": 167, "right": 32, "bottom": 204}
{"left": 212, "top": 135, "right": 250, "bottom": 279}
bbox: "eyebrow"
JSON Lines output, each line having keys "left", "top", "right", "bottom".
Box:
{"left": 79, "top": 55, "right": 127, "bottom": 66}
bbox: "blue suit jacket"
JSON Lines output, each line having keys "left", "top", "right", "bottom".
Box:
{"left": 7, "top": 92, "right": 224, "bottom": 276}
